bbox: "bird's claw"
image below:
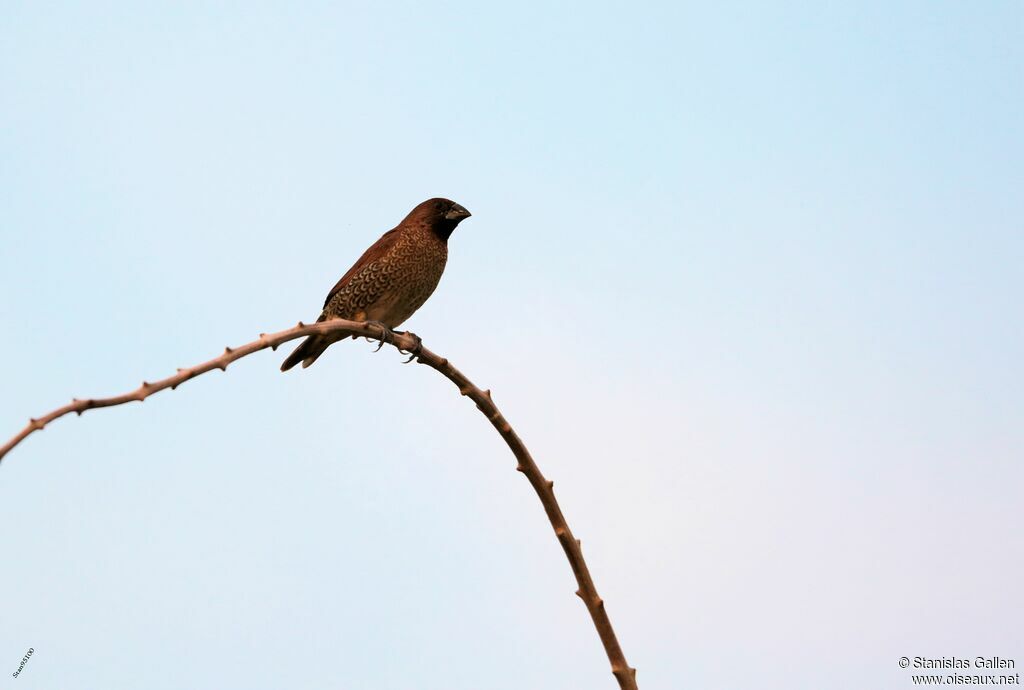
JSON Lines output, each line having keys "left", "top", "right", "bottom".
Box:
{"left": 364, "top": 321, "right": 391, "bottom": 352}
{"left": 397, "top": 332, "right": 423, "bottom": 363}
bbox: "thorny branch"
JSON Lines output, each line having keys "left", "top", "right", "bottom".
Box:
{"left": 0, "top": 318, "right": 638, "bottom": 689}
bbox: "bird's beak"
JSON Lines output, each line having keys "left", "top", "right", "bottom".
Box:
{"left": 445, "top": 203, "right": 471, "bottom": 221}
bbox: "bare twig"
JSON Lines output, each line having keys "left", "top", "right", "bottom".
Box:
{"left": 0, "top": 318, "right": 638, "bottom": 689}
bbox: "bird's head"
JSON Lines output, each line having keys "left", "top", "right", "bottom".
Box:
{"left": 405, "top": 197, "right": 472, "bottom": 240}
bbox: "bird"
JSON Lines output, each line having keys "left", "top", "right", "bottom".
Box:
{"left": 280, "top": 197, "right": 472, "bottom": 371}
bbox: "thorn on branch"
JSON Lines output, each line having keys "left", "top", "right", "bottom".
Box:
{"left": 224, "top": 346, "right": 233, "bottom": 354}
{"left": 547, "top": 480, "right": 554, "bottom": 490}
{"left": 575, "top": 589, "right": 585, "bottom": 600}
{"left": 515, "top": 464, "right": 525, "bottom": 472}
{"left": 610, "top": 669, "right": 635, "bottom": 688}
{"left": 297, "top": 321, "right": 305, "bottom": 327}
{"left": 261, "top": 333, "right": 280, "bottom": 351}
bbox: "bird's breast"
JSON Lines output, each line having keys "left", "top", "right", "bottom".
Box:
{"left": 356, "top": 229, "right": 448, "bottom": 327}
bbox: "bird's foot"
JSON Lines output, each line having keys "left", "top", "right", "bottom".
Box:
{"left": 363, "top": 321, "right": 393, "bottom": 352}
{"left": 396, "top": 331, "right": 423, "bottom": 363}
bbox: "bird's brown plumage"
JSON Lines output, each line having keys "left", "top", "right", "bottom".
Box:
{"left": 281, "top": 198, "right": 471, "bottom": 371}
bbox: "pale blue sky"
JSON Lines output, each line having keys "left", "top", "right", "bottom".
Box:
{"left": 1, "top": 2, "right": 1022, "bottom": 689}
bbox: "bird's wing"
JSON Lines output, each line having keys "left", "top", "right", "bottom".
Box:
{"left": 322, "top": 227, "right": 401, "bottom": 309}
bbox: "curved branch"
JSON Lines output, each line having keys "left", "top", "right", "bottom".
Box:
{"left": 0, "top": 318, "right": 638, "bottom": 689}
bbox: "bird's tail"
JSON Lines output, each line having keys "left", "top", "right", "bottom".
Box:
{"left": 280, "top": 334, "right": 349, "bottom": 371}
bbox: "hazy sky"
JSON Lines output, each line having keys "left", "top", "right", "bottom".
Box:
{"left": 1, "top": 2, "right": 1021, "bottom": 689}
